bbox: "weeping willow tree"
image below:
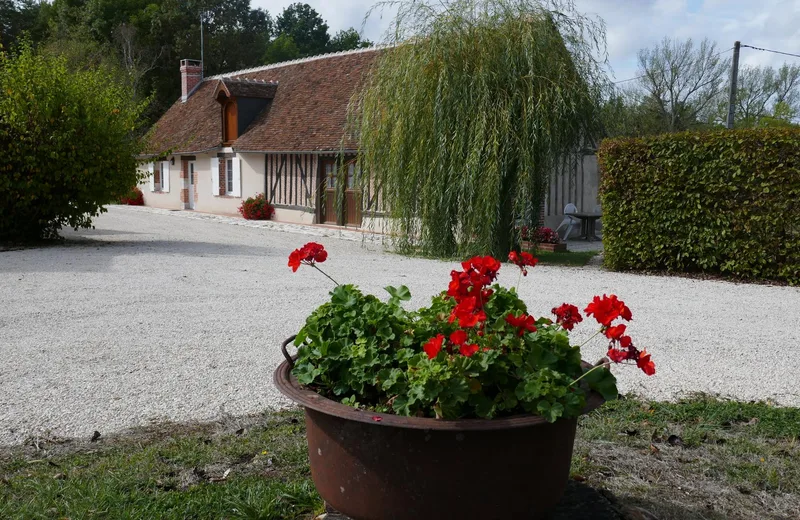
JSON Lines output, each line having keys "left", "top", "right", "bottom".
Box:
{"left": 353, "top": 0, "right": 608, "bottom": 257}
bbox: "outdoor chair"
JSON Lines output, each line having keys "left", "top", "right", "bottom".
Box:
{"left": 555, "top": 203, "right": 579, "bottom": 240}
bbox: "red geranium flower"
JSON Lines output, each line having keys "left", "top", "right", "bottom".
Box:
{"left": 605, "top": 324, "right": 627, "bottom": 340}
{"left": 607, "top": 347, "right": 627, "bottom": 363}
{"left": 459, "top": 343, "right": 480, "bottom": 357}
{"left": 449, "top": 329, "right": 468, "bottom": 346}
{"left": 508, "top": 251, "right": 538, "bottom": 276}
{"left": 551, "top": 303, "right": 583, "bottom": 331}
{"left": 288, "top": 242, "right": 328, "bottom": 272}
{"left": 584, "top": 294, "right": 632, "bottom": 327}
{"left": 505, "top": 313, "right": 537, "bottom": 336}
{"left": 424, "top": 334, "right": 445, "bottom": 359}
{"left": 637, "top": 349, "right": 656, "bottom": 375}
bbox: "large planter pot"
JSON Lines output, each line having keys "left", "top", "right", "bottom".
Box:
{"left": 275, "top": 337, "right": 605, "bottom": 520}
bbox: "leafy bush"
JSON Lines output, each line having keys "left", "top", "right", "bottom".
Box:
{"left": 599, "top": 129, "right": 800, "bottom": 284}
{"left": 119, "top": 187, "right": 144, "bottom": 206}
{"left": 0, "top": 43, "right": 147, "bottom": 241}
{"left": 238, "top": 193, "right": 275, "bottom": 220}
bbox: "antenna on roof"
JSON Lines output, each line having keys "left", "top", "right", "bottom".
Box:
{"left": 200, "top": 11, "right": 205, "bottom": 76}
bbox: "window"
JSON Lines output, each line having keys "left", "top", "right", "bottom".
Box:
{"left": 226, "top": 159, "right": 234, "bottom": 194}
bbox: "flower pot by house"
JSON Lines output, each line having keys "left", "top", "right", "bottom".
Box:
{"left": 521, "top": 241, "right": 567, "bottom": 253}
{"left": 536, "top": 242, "right": 567, "bottom": 253}
{"left": 274, "top": 348, "right": 605, "bottom": 520}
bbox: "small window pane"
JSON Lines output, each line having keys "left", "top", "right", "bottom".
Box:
{"left": 226, "top": 159, "right": 233, "bottom": 193}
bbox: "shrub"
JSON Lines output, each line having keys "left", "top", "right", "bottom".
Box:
{"left": 238, "top": 193, "right": 275, "bottom": 220}
{"left": 119, "top": 187, "right": 144, "bottom": 206}
{"left": 0, "top": 43, "right": 148, "bottom": 241}
{"left": 599, "top": 128, "right": 800, "bottom": 284}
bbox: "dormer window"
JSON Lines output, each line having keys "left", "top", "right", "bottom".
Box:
{"left": 214, "top": 78, "right": 277, "bottom": 146}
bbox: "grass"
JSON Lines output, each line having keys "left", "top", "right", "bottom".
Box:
{"left": 1, "top": 396, "right": 797, "bottom": 520}
{"left": 531, "top": 250, "right": 598, "bottom": 266}
{"left": 395, "top": 247, "right": 599, "bottom": 267}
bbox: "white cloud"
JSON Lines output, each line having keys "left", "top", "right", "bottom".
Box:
{"left": 251, "top": 0, "right": 800, "bottom": 80}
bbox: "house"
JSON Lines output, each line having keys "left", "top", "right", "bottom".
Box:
{"left": 142, "top": 46, "right": 600, "bottom": 232}
{"left": 141, "top": 48, "right": 379, "bottom": 227}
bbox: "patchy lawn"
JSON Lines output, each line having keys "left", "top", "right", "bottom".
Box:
{"left": 1, "top": 397, "right": 797, "bottom": 520}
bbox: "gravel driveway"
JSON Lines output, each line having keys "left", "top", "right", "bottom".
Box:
{"left": 1, "top": 206, "right": 798, "bottom": 445}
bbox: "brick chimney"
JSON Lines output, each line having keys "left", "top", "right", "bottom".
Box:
{"left": 180, "top": 59, "right": 203, "bottom": 102}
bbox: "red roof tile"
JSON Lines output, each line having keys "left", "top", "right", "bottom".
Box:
{"left": 146, "top": 48, "right": 380, "bottom": 155}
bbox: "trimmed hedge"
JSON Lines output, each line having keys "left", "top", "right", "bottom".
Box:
{"left": 599, "top": 128, "right": 800, "bottom": 284}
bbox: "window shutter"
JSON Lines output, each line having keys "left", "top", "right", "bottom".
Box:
{"left": 211, "top": 157, "right": 219, "bottom": 196}
{"left": 148, "top": 162, "right": 155, "bottom": 192}
{"left": 162, "top": 161, "right": 170, "bottom": 192}
{"left": 232, "top": 157, "right": 241, "bottom": 197}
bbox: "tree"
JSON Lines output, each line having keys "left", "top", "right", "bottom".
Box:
{"left": 328, "top": 27, "right": 372, "bottom": 53}
{"left": 731, "top": 64, "right": 800, "bottom": 127}
{"left": 275, "top": 2, "right": 329, "bottom": 56}
{"left": 263, "top": 33, "right": 300, "bottom": 63}
{"left": 0, "top": 43, "right": 148, "bottom": 241}
{"left": 636, "top": 37, "right": 730, "bottom": 132}
{"left": 356, "top": 0, "right": 606, "bottom": 257}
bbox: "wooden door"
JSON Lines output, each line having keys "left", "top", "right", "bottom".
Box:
{"left": 322, "top": 158, "right": 337, "bottom": 224}
{"left": 344, "top": 161, "right": 362, "bottom": 227}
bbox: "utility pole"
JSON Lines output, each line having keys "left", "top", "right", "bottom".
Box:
{"left": 726, "top": 41, "right": 741, "bottom": 129}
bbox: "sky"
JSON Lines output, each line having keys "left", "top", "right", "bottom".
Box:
{"left": 251, "top": 0, "right": 800, "bottom": 82}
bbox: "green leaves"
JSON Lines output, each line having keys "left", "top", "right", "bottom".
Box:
{"left": 583, "top": 366, "right": 619, "bottom": 402}
{"left": 0, "top": 42, "right": 147, "bottom": 241}
{"left": 599, "top": 128, "right": 800, "bottom": 285}
{"left": 353, "top": 0, "right": 606, "bottom": 258}
{"left": 291, "top": 282, "right": 612, "bottom": 423}
{"left": 384, "top": 285, "right": 412, "bottom": 306}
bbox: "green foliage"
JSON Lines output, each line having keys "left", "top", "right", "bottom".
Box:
{"left": 292, "top": 283, "right": 607, "bottom": 422}
{"left": 598, "top": 128, "right": 800, "bottom": 284}
{"left": 263, "top": 33, "right": 300, "bottom": 64}
{"left": 0, "top": 43, "right": 148, "bottom": 241}
{"left": 355, "top": 0, "right": 606, "bottom": 258}
{"left": 328, "top": 28, "right": 372, "bottom": 53}
{"left": 275, "top": 2, "right": 329, "bottom": 57}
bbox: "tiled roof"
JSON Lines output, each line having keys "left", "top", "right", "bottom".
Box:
{"left": 216, "top": 78, "right": 278, "bottom": 99}
{"left": 146, "top": 47, "right": 381, "bottom": 155}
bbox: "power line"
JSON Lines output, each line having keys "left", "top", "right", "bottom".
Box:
{"left": 612, "top": 46, "right": 734, "bottom": 85}
{"left": 741, "top": 44, "right": 800, "bottom": 60}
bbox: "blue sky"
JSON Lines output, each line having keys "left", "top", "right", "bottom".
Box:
{"left": 252, "top": 0, "right": 800, "bottom": 81}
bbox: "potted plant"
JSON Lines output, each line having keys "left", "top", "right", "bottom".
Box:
{"left": 276, "top": 242, "right": 655, "bottom": 520}
{"left": 520, "top": 226, "right": 567, "bottom": 252}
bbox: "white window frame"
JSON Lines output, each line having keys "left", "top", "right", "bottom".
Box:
{"left": 225, "top": 158, "right": 233, "bottom": 195}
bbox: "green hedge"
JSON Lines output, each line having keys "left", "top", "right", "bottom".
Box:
{"left": 598, "top": 129, "right": 800, "bottom": 284}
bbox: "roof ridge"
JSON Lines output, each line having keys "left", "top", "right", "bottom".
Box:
{"left": 206, "top": 45, "right": 387, "bottom": 80}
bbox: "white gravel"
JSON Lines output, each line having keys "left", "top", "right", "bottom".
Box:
{"left": 1, "top": 206, "right": 798, "bottom": 446}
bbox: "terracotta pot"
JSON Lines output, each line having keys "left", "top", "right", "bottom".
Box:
{"left": 275, "top": 338, "right": 604, "bottom": 520}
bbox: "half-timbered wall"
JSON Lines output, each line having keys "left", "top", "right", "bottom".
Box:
{"left": 265, "top": 153, "right": 320, "bottom": 210}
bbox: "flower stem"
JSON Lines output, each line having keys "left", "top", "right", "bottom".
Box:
{"left": 311, "top": 264, "right": 340, "bottom": 286}
{"left": 569, "top": 363, "right": 604, "bottom": 387}
{"left": 578, "top": 330, "right": 603, "bottom": 349}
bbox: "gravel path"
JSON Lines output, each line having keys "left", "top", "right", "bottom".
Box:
{"left": 1, "top": 206, "right": 798, "bottom": 445}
